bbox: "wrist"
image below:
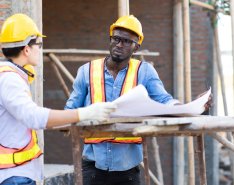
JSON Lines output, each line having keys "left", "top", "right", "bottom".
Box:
{"left": 76, "top": 109, "right": 80, "bottom": 122}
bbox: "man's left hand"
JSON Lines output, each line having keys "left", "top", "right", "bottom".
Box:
{"left": 196, "top": 91, "right": 213, "bottom": 111}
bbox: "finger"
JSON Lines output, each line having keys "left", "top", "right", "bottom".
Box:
{"left": 103, "top": 107, "right": 116, "bottom": 113}
{"left": 103, "top": 102, "right": 118, "bottom": 109}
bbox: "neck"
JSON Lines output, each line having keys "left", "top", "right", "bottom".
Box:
{"left": 106, "top": 57, "right": 130, "bottom": 72}
{"left": 10, "top": 56, "right": 27, "bottom": 67}
{"left": 106, "top": 56, "right": 131, "bottom": 79}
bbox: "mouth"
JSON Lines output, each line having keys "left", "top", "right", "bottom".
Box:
{"left": 113, "top": 49, "right": 123, "bottom": 55}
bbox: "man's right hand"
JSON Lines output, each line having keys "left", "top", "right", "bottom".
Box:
{"left": 78, "top": 102, "right": 117, "bottom": 122}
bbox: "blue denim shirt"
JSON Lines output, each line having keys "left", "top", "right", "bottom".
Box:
{"left": 65, "top": 60, "right": 176, "bottom": 171}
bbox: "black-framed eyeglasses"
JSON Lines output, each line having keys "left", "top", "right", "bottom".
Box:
{"left": 31, "top": 42, "right": 43, "bottom": 48}
{"left": 110, "top": 36, "right": 138, "bottom": 47}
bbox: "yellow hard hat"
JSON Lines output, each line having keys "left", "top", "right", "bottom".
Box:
{"left": 110, "top": 15, "right": 144, "bottom": 45}
{"left": 0, "top": 13, "right": 45, "bottom": 44}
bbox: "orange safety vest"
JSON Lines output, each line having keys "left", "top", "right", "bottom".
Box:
{"left": 0, "top": 66, "right": 42, "bottom": 169}
{"left": 85, "top": 58, "right": 142, "bottom": 144}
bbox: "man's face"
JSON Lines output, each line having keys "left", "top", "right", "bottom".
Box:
{"left": 27, "top": 38, "right": 42, "bottom": 66}
{"left": 109, "top": 28, "right": 139, "bottom": 63}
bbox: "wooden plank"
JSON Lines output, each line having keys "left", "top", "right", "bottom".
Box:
{"left": 53, "top": 116, "right": 234, "bottom": 137}
{"left": 76, "top": 117, "right": 152, "bottom": 126}
{"left": 44, "top": 55, "right": 102, "bottom": 62}
{"left": 43, "top": 49, "right": 160, "bottom": 56}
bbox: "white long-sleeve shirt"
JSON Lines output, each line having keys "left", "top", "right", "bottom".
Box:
{"left": 0, "top": 61, "right": 50, "bottom": 183}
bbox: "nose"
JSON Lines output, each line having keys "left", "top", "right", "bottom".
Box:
{"left": 116, "top": 40, "right": 124, "bottom": 47}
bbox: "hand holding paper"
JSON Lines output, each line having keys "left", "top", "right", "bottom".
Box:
{"left": 111, "top": 85, "right": 211, "bottom": 117}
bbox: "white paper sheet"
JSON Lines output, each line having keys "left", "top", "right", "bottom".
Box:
{"left": 111, "top": 85, "right": 211, "bottom": 117}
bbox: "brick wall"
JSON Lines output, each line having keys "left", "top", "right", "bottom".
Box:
{"left": 0, "top": 0, "right": 11, "bottom": 57}
{"left": 190, "top": 5, "right": 213, "bottom": 96}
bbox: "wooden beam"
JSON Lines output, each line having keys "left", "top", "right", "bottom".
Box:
{"left": 209, "top": 133, "right": 234, "bottom": 152}
{"left": 143, "top": 138, "right": 150, "bottom": 185}
{"left": 183, "top": 0, "right": 194, "bottom": 183}
{"left": 173, "top": 2, "right": 185, "bottom": 182}
{"left": 50, "top": 62, "right": 70, "bottom": 98}
{"left": 118, "top": 0, "right": 129, "bottom": 17}
{"left": 152, "top": 137, "right": 164, "bottom": 184}
{"left": 48, "top": 53, "right": 75, "bottom": 83}
{"left": 190, "top": 0, "right": 215, "bottom": 10}
{"left": 190, "top": 0, "right": 228, "bottom": 14}
{"left": 212, "top": 17, "right": 228, "bottom": 115}
{"left": 196, "top": 134, "right": 207, "bottom": 185}
{"left": 70, "top": 126, "right": 83, "bottom": 185}
{"left": 43, "top": 49, "right": 160, "bottom": 56}
{"left": 67, "top": 116, "right": 234, "bottom": 138}
{"left": 230, "top": 0, "right": 234, "bottom": 115}
{"left": 140, "top": 162, "right": 162, "bottom": 185}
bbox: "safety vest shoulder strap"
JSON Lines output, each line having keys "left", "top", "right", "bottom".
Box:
{"left": 89, "top": 58, "right": 106, "bottom": 103}
{"left": 0, "top": 66, "right": 16, "bottom": 73}
{"left": 0, "top": 130, "right": 42, "bottom": 169}
{"left": 0, "top": 66, "right": 28, "bottom": 83}
{"left": 120, "top": 58, "right": 142, "bottom": 95}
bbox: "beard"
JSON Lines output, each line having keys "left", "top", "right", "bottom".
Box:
{"left": 112, "top": 55, "right": 124, "bottom": 63}
{"left": 111, "top": 53, "right": 131, "bottom": 63}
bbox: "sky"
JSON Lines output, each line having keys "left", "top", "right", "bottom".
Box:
{"left": 217, "top": 14, "right": 233, "bottom": 115}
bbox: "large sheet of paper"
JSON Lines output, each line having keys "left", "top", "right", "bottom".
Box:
{"left": 111, "top": 85, "right": 211, "bottom": 117}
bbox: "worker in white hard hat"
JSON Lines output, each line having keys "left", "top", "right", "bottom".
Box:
{"left": 0, "top": 13, "right": 116, "bottom": 185}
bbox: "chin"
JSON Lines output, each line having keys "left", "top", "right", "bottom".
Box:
{"left": 112, "top": 56, "right": 124, "bottom": 63}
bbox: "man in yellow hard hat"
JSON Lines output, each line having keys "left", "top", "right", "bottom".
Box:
{"left": 64, "top": 15, "right": 176, "bottom": 185}
{"left": 0, "top": 13, "right": 116, "bottom": 185}
{"left": 65, "top": 15, "right": 212, "bottom": 185}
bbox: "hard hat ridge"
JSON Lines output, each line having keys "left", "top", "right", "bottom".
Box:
{"left": 110, "top": 15, "right": 144, "bottom": 45}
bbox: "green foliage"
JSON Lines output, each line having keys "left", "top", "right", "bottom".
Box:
{"left": 214, "top": 0, "right": 230, "bottom": 15}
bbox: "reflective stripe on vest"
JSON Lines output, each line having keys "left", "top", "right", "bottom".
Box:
{"left": 0, "top": 66, "right": 42, "bottom": 169}
{"left": 0, "top": 66, "right": 28, "bottom": 83}
{"left": 0, "top": 130, "right": 42, "bottom": 169}
{"left": 89, "top": 58, "right": 106, "bottom": 103}
{"left": 86, "top": 58, "right": 142, "bottom": 144}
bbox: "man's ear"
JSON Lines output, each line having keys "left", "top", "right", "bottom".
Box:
{"left": 23, "top": 45, "right": 30, "bottom": 57}
{"left": 133, "top": 44, "right": 140, "bottom": 53}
